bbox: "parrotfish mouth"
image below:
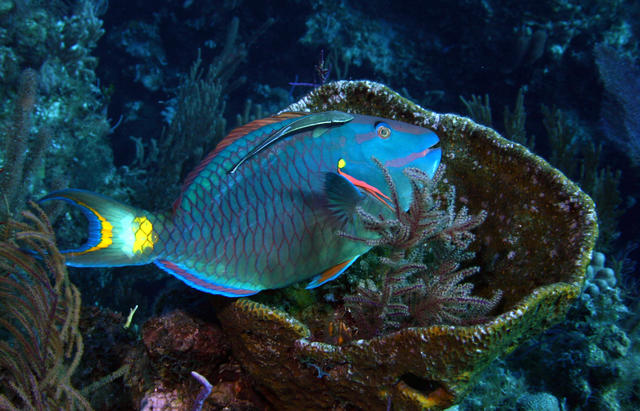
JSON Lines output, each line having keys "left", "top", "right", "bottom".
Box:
{"left": 384, "top": 146, "right": 440, "bottom": 169}
{"left": 388, "top": 145, "right": 442, "bottom": 180}
{"left": 337, "top": 145, "right": 442, "bottom": 210}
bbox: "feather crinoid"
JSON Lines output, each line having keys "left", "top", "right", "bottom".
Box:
{"left": 341, "top": 158, "right": 500, "bottom": 339}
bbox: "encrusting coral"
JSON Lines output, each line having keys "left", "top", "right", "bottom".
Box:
{"left": 216, "top": 80, "right": 598, "bottom": 410}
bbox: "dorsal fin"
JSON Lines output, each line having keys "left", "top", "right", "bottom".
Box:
{"left": 216, "top": 112, "right": 308, "bottom": 156}
{"left": 228, "top": 111, "right": 354, "bottom": 174}
{"left": 172, "top": 112, "right": 307, "bottom": 213}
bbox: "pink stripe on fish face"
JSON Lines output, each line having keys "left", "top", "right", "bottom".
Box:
{"left": 354, "top": 119, "right": 429, "bottom": 144}
{"left": 384, "top": 147, "right": 436, "bottom": 168}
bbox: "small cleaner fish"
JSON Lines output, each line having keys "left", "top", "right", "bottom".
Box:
{"left": 40, "top": 111, "right": 441, "bottom": 296}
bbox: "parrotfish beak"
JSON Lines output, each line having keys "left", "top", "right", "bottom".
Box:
{"left": 408, "top": 131, "right": 441, "bottom": 178}
{"left": 382, "top": 130, "right": 442, "bottom": 179}
{"left": 413, "top": 147, "right": 442, "bottom": 178}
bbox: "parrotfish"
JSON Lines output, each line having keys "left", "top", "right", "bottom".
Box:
{"left": 41, "top": 111, "right": 441, "bottom": 296}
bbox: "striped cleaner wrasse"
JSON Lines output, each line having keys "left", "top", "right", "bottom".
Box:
{"left": 40, "top": 111, "right": 441, "bottom": 297}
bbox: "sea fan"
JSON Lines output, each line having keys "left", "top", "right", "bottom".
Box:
{"left": 343, "top": 257, "right": 424, "bottom": 338}
{"left": 408, "top": 260, "right": 502, "bottom": 326}
{"left": 339, "top": 159, "right": 450, "bottom": 251}
{"left": 341, "top": 158, "right": 499, "bottom": 338}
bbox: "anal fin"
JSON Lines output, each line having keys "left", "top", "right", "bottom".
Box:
{"left": 306, "top": 256, "right": 360, "bottom": 289}
{"left": 155, "top": 259, "right": 259, "bottom": 297}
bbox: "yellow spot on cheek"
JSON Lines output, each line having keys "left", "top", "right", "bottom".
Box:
{"left": 132, "top": 216, "right": 155, "bottom": 254}
{"left": 338, "top": 158, "right": 346, "bottom": 169}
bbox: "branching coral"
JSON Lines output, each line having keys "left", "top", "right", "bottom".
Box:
{"left": 343, "top": 257, "right": 424, "bottom": 338}
{"left": 0, "top": 203, "right": 90, "bottom": 410}
{"left": 408, "top": 261, "right": 502, "bottom": 327}
{"left": 341, "top": 159, "right": 452, "bottom": 250}
{"left": 341, "top": 158, "right": 498, "bottom": 339}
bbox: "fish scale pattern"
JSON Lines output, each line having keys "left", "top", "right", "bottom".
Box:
{"left": 159, "top": 122, "right": 359, "bottom": 290}
{"left": 41, "top": 109, "right": 442, "bottom": 296}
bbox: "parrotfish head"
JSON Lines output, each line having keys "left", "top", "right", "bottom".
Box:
{"left": 329, "top": 114, "right": 442, "bottom": 210}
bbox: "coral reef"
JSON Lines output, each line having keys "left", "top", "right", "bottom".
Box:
{"left": 0, "top": 0, "right": 112, "bottom": 192}
{"left": 595, "top": 43, "right": 640, "bottom": 166}
{"left": 0, "top": 204, "right": 90, "bottom": 409}
{"left": 461, "top": 88, "right": 624, "bottom": 252}
{"left": 126, "top": 18, "right": 247, "bottom": 209}
{"left": 1, "top": 1, "right": 637, "bottom": 409}
{"left": 0, "top": 0, "right": 117, "bottom": 263}
{"left": 499, "top": 251, "right": 638, "bottom": 410}
{"left": 215, "top": 80, "right": 597, "bottom": 410}
{"left": 142, "top": 310, "right": 230, "bottom": 381}
{"left": 73, "top": 306, "right": 135, "bottom": 410}
{"left": 0, "top": 68, "right": 49, "bottom": 219}
{"left": 125, "top": 309, "right": 268, "bottom": 410}
{"left": 300, "top": 0, "right": 401, "bottom": 80}
{"left": 462, "top": 249, "right": 639, "bottom": 410}
{"left": 516, "top": 392, "right": 563, "bottom": 411}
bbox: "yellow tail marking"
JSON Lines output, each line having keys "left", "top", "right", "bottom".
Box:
{"left": 132, "top": 216, "right": 156, "bottom": 254}
{"left": 71, "top": 200, "right": 113, "bottom": 255}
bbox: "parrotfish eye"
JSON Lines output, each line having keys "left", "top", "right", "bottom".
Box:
{"left": 375, "top": 122, "right": 392, "bottom": 139}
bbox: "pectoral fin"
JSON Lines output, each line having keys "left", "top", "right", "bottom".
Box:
{"left": 324, "top": 172, "right": 364, "bottom": 226}
{"left": 337, "top": 168, "right": 393, "bottom": 210}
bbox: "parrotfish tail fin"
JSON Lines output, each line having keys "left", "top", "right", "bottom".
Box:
{"left": 39, "top": 189, "right": 165, "bottom": 267}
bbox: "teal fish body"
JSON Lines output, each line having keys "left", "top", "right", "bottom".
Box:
{"left": 41, "top": 112, "right": 441, "bottom": 296}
